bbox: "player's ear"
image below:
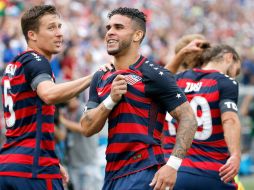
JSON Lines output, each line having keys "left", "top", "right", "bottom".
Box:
{"left": 224, "top": 53, "right": 234, "bottom": 64}
{"left": 133, "top": 30, "right": 144, "bottom": 43}
{"left": 28, "top": 30, "right": 37, "bottom": 41}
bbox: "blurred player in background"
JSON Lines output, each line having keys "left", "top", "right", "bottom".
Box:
{"left": 0, "top": 5, "right": 92, "bottom": 190}
{"left": 163, "top": 43, "right": 242, "bottom": 190}
{"left": 59, "top": 96, "right": 102, "bottom": 190}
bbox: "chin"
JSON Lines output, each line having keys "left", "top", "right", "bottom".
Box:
{"left": 52, "top": 48, "right": 62, "bottom": 54}
{"left": 107, "top": 50, "right": 119, "bottom": 55}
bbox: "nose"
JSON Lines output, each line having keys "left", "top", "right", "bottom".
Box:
{"left": 106, "top": 27, "right": 116, "bottom": 37}
{"left": 55, "top": 27, "right": 63, "bottom": 37}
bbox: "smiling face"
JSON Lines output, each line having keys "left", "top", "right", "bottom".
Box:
{"left": 28, "top": 14, "right": 63, "bottom": 58}
{"left": 105, "top": 14, "right": 135, "bottom": 56}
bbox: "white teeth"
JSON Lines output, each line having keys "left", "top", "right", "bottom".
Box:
{"left": 108, "top": 40, "right": 117, "bottom": 44}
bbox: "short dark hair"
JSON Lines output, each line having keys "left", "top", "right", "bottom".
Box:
{"left": 21, "top": 5, "right": 59, "bottom": 42}
{"left": 201, "top": 44, "right": 240, "bottom": 65}
{"left": 108, "top": 7, "right": 146, "bottom": 43}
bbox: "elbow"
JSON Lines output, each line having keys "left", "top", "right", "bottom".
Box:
{"left": 82, "top": 128, "right": 94, "bottom": 137}
{"left": 39, "top": 92, "right": 57, "bottom": 105}
{"left": 80, "top": 121, "right": 95, "bottom": 137}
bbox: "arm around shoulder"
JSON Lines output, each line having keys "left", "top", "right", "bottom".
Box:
{"left": 37, "top": 74, "right": 93, "bottom": 104}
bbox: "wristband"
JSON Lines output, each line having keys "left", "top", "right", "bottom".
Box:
{"left": 103, "top": 95, "right": 117, "bottom": 110}
{"left": 166, "top": 155, "right": 182, "bottom": 171}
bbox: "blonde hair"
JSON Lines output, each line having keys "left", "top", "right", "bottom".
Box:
{"left": 175, "top": 34, "right": 208, "bottom": 69}
{"left": 175, "top": 34, "right": 206, "bottom": 54}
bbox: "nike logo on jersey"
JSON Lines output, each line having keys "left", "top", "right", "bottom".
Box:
{"left": 185, "top": 82, "right": 202, "bottom": 93}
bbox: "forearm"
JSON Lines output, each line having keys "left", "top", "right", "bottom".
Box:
{"left": 170, "top": 102, "right": 198, "bottom": 158}
{"left": 240, "top": 95, "right": 253, "bottom": 115}
{"left": 222, "top": 116, "right": 241, "bottom": 157}
{"left": 60, "top": 117, "right": 83, "bottom": 133}
{"left": 38, "top": 75, "right": 92, "bottom": 104}
{"left": 164, "top": 52, "right": 185, "bottom": 74}
{"left": 54, "top": 127, "right": 66, "bottom": 141}
{"left": 80, "top": 103, "right": 111, "bottom": 137}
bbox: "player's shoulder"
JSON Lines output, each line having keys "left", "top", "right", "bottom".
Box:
{"left": 15, "top": 51, "right": 49, "bottom": 65}
{"left": 94, "top": 69, "right": 106, "bottom": 78}
{"left": 214, "top": 72, "right": 238, "bottom": 87}
{"left": 92, "top": 69, "right": 111, "bottom": 83}
{"left": 140, "top": 59, "right": 173, "bottom": 79}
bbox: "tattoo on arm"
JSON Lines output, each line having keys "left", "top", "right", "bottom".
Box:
{"left": 83, "top": 104, "right": 108, "bottom": 124}
{"left": 83, "top": 110, "right": 93, "bottom": 125}
{"left": 170, "top": 102, "right": 198, "bottom": 158}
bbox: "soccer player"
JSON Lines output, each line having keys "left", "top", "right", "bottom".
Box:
{"left": 0, "top": 5, "right": 92, "bottom": 190}
{"left": 163, "top": 44, "right": 241, "bottom": 190}
{"left": 80, "top": 7, "right": 197, "bottom": 190}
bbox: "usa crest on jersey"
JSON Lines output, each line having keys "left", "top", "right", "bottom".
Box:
{"left": 125, "top": 74, "right": 142, "bottom": 85}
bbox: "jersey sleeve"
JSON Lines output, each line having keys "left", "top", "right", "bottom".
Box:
{"left": 23, "top": 52, "right": 53, "bottom": 90}
{"left": 86, "top": 71, "right": 103, "bottom": 110}
{"left": 218, "top": 75, "right": 239, "bottom": 113}
{"left": 142, "top": 62, "right": 187, "bottom": 113}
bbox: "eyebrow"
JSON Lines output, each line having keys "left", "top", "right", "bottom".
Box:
{"left": 106, "top": 23, "right": 124, "bottom": 29}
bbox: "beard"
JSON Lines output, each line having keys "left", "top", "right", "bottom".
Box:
{"left": 107, "top": 39, "right": 131, "bottom": 56}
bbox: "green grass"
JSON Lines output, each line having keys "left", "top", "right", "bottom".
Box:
{"left": 240, "top": 175, "right": 254, "bottom": 190}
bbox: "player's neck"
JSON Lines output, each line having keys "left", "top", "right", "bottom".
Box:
{"left": 27, "top": 45, "right": 52, "bottom": 61}
{"left": 114, "top": 52, "right": 140, "bottom": 70}
{"left": 202, "top": 62, "right": 225, "bottom": 74}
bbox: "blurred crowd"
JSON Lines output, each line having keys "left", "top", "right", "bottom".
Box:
{"left": 1, "top": 0, "right": 254, "bottom": 189}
